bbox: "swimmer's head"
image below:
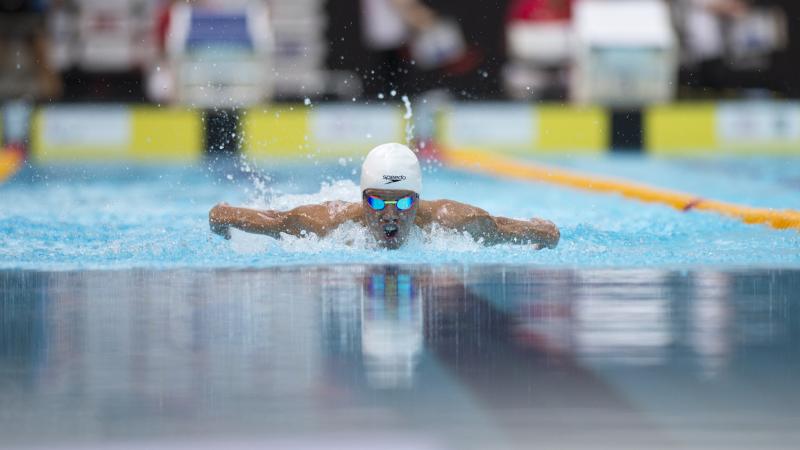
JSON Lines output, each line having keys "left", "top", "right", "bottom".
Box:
{"left": 360, "top": 143, "right": 422, "bottom": 249}
{"left": 360, "top": 143, "right": 422, "bottom": 193}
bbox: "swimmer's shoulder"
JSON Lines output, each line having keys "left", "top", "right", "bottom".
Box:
{"left": 285, "top": 201, "right": 363, "bottom": 234}
{"left": 418, "top": 199, "right": 489, "bottom": 218}
{"left": 318, "top": 200, "right": 363, "bottom": 223}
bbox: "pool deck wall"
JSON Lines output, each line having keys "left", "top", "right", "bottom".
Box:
{"left": 7, "top": 101, "right": 800, "bottom": 163}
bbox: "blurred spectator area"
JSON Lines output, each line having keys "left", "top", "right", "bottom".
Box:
{"left": 504, "top": 0, "right": 574, "bottom": 100}
{"left": 0, "top": 0, "right": 61, "bottom": 101}
{"left": 672, "top": 0, "right": 790, "bottom": 97}
{"left": 1, "top": 0, "right": 799, "bottom": 104}
{"left": 16, "top": 0, "right": 333, "bottom": 103}
{"left": 46, "top": 0, "right": 153, "bottom": 101}
{"left": 329, "top": 0, "right": 798, "bottom": 102}
{"left": 328, "top": 0, "right": 508, "bottom": 99}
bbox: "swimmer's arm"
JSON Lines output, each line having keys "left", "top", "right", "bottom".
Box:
{"left": 209, "top": 203, "right": 285, "bottom": 239}
{"left": 209, "top": 202, "right": 361, "bottom": 239}
{"left": 419, "top": 200, "right": 560, "bottom": 249}
{"left": 491, "top": 216, "right": 560, "bottom": 249}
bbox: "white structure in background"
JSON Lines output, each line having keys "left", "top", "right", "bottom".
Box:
{"left": 504, "top": 3, "right": 573, "bottom": 100}
{"left": 49, "top": 0, "right": 333, "bottom": 103}
{"left": 268, "top": 0, "right": 329, "bottom": 98}
{"left": 49, "top": 0, "right": 155, "bottom": 73}
{"left": 165, "top": 1, "right": 274, "bottom": 108}
{"left": 571, "top": 0, "right": 678, "bottom": 106}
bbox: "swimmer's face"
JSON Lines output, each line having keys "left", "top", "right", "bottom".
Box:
{"left": 362, "top": 188, "right": 419, "bottom": 249}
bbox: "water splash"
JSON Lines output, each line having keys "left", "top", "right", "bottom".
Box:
{"left": 4, "top": 162, "right": 799, "bottom": 270}
{"left": 233, "top": 156, "right": 273, "bottom": 204}
{"left": 257, "top": 179, "right": 361, "bottom": 210}
{"left": 401, "top": 95, "right": 415, "bottom": 147}
{"left": 229, "top": 179, "right": 486, "bottom": 255}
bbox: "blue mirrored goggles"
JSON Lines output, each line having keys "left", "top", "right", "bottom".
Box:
{"left": 365, "top": 194, "right": 416, "bottom": 211}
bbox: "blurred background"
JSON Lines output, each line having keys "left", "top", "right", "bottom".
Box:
{"left": 0, "top": 0, "right": 800, "bottom": 165}
{"left": 2, "top": 4, "right": 799, "bottom": 449}
{"left": 1, "top": 0, "right": 797, "bottom": 103}
{"left": 0, "top": 0, "right": 798, "bottom": 160}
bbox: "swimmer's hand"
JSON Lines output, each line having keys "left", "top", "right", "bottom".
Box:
{"left": 530, "top": 218, "right": 559, "bottom": 249}
{"left": 209, "top": 203, "right": 232, "bottom": 239}
{"left": 488, "top": 216, "right": 559, "bottom": 249}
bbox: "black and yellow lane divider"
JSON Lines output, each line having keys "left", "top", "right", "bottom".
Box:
{"left": 443, "top": 147, "right": 800, "bottom": 231}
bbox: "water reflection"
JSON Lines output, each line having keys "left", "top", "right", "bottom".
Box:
{"left": 1, "top": 267, "right": 799, "bottom": 448}
{"left": 360, "top": 268, "right": 423, "bottom": 389}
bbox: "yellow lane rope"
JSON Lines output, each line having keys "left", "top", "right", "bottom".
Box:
{"left": 443, "top": 148, "right": 800, "bottom": 231}
{"left": 0, "top": 146, "right": 24, "bottom": 183}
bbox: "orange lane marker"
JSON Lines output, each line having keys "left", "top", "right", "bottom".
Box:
{"left": 0, "top": 146, "right": 24, "bottom": 183}
{"left": 443, "top": 147, "right": 800, "bottom": 232}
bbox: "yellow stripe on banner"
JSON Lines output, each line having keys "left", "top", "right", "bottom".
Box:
{"left": 645, "top": 103, "right": 717, "bottom": 155}
{"left": 242, "top": 107, "right": 310, "bottom": 158}
{"left": 0, "top": 147, "right": 23, "bottom": 183}
{"left": 444, "top": 148, "right": 800, "bottom": 231}
{"left": 130, "top": 107, "right": 203, "bottom": 162}
{"left": 537, "top": 105, "right": 608, "bottom": 154}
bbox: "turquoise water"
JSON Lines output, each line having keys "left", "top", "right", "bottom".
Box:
{"left": 0, "top": 156, "right": 798, "bottom": 270}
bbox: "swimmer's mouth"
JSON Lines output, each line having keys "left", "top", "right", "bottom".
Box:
{"left": 383, "top": 224, "right": 399, "bottom": 239}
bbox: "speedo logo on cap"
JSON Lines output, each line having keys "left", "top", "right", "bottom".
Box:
{"left": 383, "top": 175, "right": 406, "bottom": 184}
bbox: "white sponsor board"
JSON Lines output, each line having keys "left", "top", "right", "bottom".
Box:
{"left": 717, "top": 102, "right": 800, "bottom": 145}
{"left": 41, "top": 106, "right": 131, "bottom": 150}
{"left": 311, "top": 105, "right": 402, "bottom": 147}
{"left": 445, "top": 103, "right": 536, "bottom": 149}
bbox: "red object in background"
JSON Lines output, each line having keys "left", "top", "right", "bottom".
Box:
{"left": 414, "top": 138, "right": 442, "bottom": 163}
{"left": 155, "top": 3, "right": 173, "bottom": 54}
{"left": 507, "top": 0, "right": 573, "bottom": 23}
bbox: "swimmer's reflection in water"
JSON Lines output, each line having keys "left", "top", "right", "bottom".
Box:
{"left": 209, "top": 143, "right": 559, "bottom": 250}
{"left": 360, "top": 267, "right": 424, "bottom": 389}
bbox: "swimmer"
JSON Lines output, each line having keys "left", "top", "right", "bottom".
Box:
{"left": 209, "top": 143, "right": 559, "bottom": 250}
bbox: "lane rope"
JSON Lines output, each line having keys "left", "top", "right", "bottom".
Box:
{"left": 0, "top": 146, "right": 24, "bottom": 183}
{"left": 443, "top": 147, "right": 800, "bottom": 231}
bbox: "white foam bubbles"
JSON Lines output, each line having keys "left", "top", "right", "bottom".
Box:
{"left": 255, "top": 179, "right": 361, "bottom": 211}
{"left": 228, "top": 178, "right": 496, "bottom": 257}
{"left": 229, "top": 228, "right": 274, "bottom": 254}
{"left": 406, "top": 223, "right": 484, "bottom": 253}
{"left": 277, "top": 221, "right": 381, "bottom": 253}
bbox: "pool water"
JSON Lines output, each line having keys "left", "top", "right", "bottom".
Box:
{"left": 1, "top": 266, "right": 798, "bottom": 449}
{"left": 2, "top": 155, "right": 799, "bottom": 449}
{"left": 0, "top": 156, "right": 798, "bottom": 270}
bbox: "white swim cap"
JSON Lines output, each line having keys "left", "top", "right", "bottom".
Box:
{"left": 360, "top": 143, "right": 422, "bottom": 193}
